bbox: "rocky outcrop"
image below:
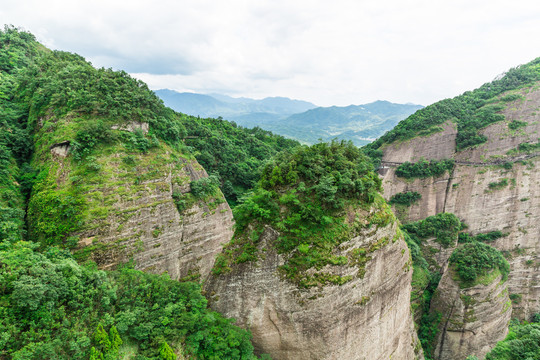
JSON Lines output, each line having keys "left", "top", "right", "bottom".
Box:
{"left": 205, "top": 215, "right": 423, "bottom": 360}
{"left": 380, "top": 84, "right": 540, "bottom": 319}
{"left": 430, "top": 268, "right": 511, "bottom": 360}
{"left": 68, "top": 146, "right": 234, "bottom": 282}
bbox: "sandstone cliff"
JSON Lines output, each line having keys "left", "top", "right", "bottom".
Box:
{"left": 430, "top": 269, "right": 511, "bottom": 360}
{"left": 206, "top": 203, "right": 422, "bottom": 360}
{"left": 29, "top": 121, "right": 233, "bottom": 282}
{"left": 380, "top": 84, "right": 540, "bottom": 320}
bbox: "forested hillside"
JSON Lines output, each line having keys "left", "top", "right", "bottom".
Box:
{"left": 0, "top": 25, "right": 290, "bottom": 359}
{"left": 365, "top": 57, "right": 540, "bottom": 159}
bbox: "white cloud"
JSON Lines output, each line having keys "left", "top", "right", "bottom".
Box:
{"left": 2, "top": 0, "right": 540, "bottom": 106}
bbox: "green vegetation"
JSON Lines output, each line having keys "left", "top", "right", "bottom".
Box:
{"left": 0, "top": 242, "right": 258, "bottom": 359}
{"left": 388, "top": 191, "right": 421, "bottom": 206}
{"left": 516, "top": 140, "right": 540, "bottom": 153}
{"left": 395, "top": 159, "right": 454, "bottom": 179}
{"left": 449, "top": 242, "right": 510, "bottom": 285}
{"left": 508, "top": 120, "right": 528, "bottom": 130}
{"left": 0, "top": 26, "right": 41, "bottom": 244}
{"left": 485, "top": 320, "right": 540, "bottom": 360}
{"left": 0, "top": 26, "right": 271, "bottom": 359}
{"left": 214, "top": 140, "right": 387, "bottom": 287}
{"left": 458, "top": 230, "right": 507, "bottom": 244}
{"left": 189, "top": 175, "right": 220, "bottom": 199}
{"left": 182, "top": 117, "right": 299, "bottom": 206}
{"left": 365, "top": 57, "right": 540, "bottom": 158}
{"left": 402, "top": 213, "right": 462, "bottom": 247}
{"left": 488, "top": 178, "right": 509, "bottom": 190}
{"left": 402, "top": 229, "right": 441, "bottom": 360}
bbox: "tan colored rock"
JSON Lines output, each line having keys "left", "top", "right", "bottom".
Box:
{"left": 381, "top": 120, "right": 457, "bottom": 164}
{"left": 111, "top": 121, "right": 149, "bottom": 134}
{"left": 205, "top": 220, "right": 423, "bottom": 360}
{"left": 74, "top": 152, "right": 233, "bottom": 282}
{"left": 380, "top": 84, "right": 540, "bottom": 319}
{"left": 430, "top": 268, "right": 511, "bottom": 360}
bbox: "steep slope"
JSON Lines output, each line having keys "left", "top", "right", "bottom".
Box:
{"left": 205, "top": 141, "right": 423, "bottom": 359}
{"left": 0, "top": 26, "right": 263, "bottom": 360}
{"left": 13, "top": 47, "right": 232, "bottom": 282}
{"left": 430, "top": 243, "right": 511, "bottom": 360}
{"left": 0, "top": 26, "right": 41, "bottom": 244}
{"left": 367, "top": 57, "right": 540, "bottom": 358}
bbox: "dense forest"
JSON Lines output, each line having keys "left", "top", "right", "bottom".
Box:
{"left": 0, "top": 26, "right": 285, "bottom": 359}
{"left": 213, "top": 140, "right": 386, "bottom": 288}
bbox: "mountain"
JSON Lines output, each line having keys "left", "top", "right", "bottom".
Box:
{"left": 268, "top": 101, "right": 423, "bottom": 145}
{"left": 4, "top": 24, "right": 540, "bottom": 360}
{"left": 155, "top": 89, "right": 317, "bottom": 119}
{"left": 0, "top": 27, "right": 297, "bottom": 359}
{"left": 155, "top": 89, "right": 423, "bottom": 146}
{"left": 0, "top": 26, "right": 421, "bottom": 359}
{"left": 369, "top": 57, "right": 540, "bottom": 359}
{"left": 205, "top": 141, "right": 422, "bottom": 359}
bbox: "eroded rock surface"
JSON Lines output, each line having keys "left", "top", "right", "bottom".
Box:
{"left": 205, "top": 221, "right": 422, "bottom": 360}
{"left": 74, "top": 151, "right": 233, "bottom": 282}
{"left": 380, "top": 85, "right": 540, "bottom": 319}
{"left": 430, "top": 269, "right": 511, "bottom": 360}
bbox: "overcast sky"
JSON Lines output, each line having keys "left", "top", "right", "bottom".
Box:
{"left": 2, "top": 0, "right": 540, "bottom": 106}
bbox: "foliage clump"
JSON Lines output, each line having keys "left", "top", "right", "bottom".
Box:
{"left": 485, "top": 320, "right": 540, "bottom": 360}
{"left": 395, "top": 159, "right": 455, "bottom": 179}
{"left": 488, "top": 178, "right": 508, "bottom": 190}
{"left": 389, "top": 191, "right": 421, "bottom": 206}
{"left": 216, "top": 140, "right": 386, "bottom": 287}
{"left": 449, "top": 242, "right": 509, "bottom": 284}
{"left": 402, "top": 213, "right": 462, "bottom": 247}
{"left": 517, "top": 140, "right": 540, "bottom": 153}
{"left": 0, "top": 242, "right": 259, "bottom": 359}
{"left": 190, "top": 175, "right": 220, "bottom": 199}
{"left": 508, "top": 120, "right": 527, "bottom": 130}
{"left": 182, "top": 118, "right": 299, "bottom": 206}
{"left": 0, "top": 26, "right": 41, "bottom": 244}
{"left": 458, "top": 230, "right": 506, "bottom": 244}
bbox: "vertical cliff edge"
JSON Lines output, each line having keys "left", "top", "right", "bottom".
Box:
{"left": 205, "top": 141, "right": 423, "bottom": 359}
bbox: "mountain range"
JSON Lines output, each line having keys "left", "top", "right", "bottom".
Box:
{"left": 155, "top": 89, "right": 423, "bottom": 146}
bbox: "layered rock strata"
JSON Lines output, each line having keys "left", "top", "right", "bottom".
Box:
{"left": 430, "top": 269, "right": 511, "bottom": 360}
{"left": 380, "top": 85, "right": 540, "bottom": 319}
{"left": 205, "top": 219, "right": 423, "bottom": 360}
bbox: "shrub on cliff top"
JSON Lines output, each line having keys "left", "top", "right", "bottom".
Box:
{"left": 217, "top": 140, "right": 387, "bottom": 287}
{"left": 449, "top": 242, "right": 509, "bottom": 283}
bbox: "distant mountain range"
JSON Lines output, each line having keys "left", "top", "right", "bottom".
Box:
{"left": 155, "top": 89, "right": 423, "bottom": 146}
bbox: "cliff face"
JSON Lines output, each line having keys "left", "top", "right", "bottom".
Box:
{"left": 205, "top": 208, "right": 423, "bottom": 360}
{"left": 30, "top": 122, "right": 233, "bottom": 282}
{"left": 430, "top": 269, "right": 511, "bottom": 360}
{"left": 380, "top": 84, "right": 540, "bottom": 319}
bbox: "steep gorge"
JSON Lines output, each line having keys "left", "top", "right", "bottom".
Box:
{"left": 0, "top": 27, "right": 425, "bottom": 359}
{"left": 374, "top": 64, "right": 540, "bottom": 359}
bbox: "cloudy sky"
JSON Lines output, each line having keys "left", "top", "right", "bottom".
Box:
{"left": 2, "top": 0, "right": 540, "bottom": 106}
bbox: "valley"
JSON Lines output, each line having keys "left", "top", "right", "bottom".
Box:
{"left": 1, "top": 25, "right": 540, "bottom": 360}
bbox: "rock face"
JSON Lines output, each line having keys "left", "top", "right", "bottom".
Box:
{"left": 430, "top": 269, "right": 511, "bottom": 360}
{"left": 33, "top": 119, "right": 234, "bottom": 282}
{"left": 75, "top": 151, "right": 234, "bottom": 282}
{"left": 205, "top": 217, "right": 423, "bottom": 360}
{"left": 380, "top": 85, "right": 540, "bottom": 319}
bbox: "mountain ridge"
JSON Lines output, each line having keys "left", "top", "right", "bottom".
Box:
{"left": 156, "top": 89, "right": 423, "bottom": 146}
